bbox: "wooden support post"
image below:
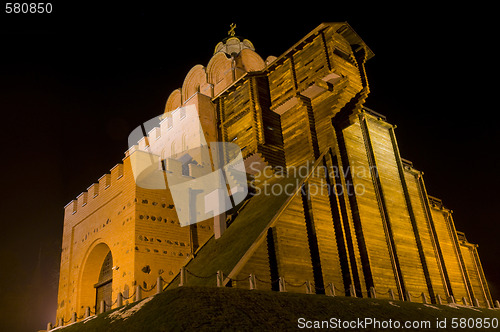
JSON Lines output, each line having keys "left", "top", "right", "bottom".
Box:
{"left": 99, "top": 300, "right": 105, "bottom": 314}
{"left": 369, "top": 287, "right": 376, "bottom": 298}
{"left": 473, "top": 298, "right": 480, "bottom": 307}
{"left": 84, "top": 306, "right": 90, "bottom": 318}
{"left": 249, "top": 274, "right": 255, "bottom": 290}
{"left": 217, "top": 270, "right": 224, "bottom": 287}
{"left": 327, "top": 283, "right": 335, "bottom": 297}
{"left": 421, "top": 293, "right": 428, "bottom": 304}
{"left": 388, "top": 289, "right": 395, "bottom": 300}
{"left": 71, "top": 312, "right": 77, "bottom": 323}
{"left": 156, "top": 276, "right": 163, "bottom": 294}
{"left": 436, "top": 294, "right": 442, "bottom": 305}
{"left": 462, "top": 297, "right": 468, "bottom": 306}
{"left": 58, "top": 317, "right": 63, "bottom": 327}
{"left": 349, "top": 284, "right": 356, "bottom": 297}
{"left": 406, "top": 291, "right": 412, "bottom": 302}
{"left": 179, "top": 266, "right": 186, "bottom": 287}
{"left": 495, "top": 300, "right": 500, "bottom": 308}
{"left": 448, "top": 295, "right": 455, "bottom": 304}
{"left": 279, "top": 277, "right": 286, "bottom": 292}
{"left": 117, "top": 292, "right": 123, "bottom": 307}
{"left": 47, "top": 322, "right": 53, "bottom": 331}
{"left": 305, "top": 280, "right": 312, "bottom": 294}
{"left": 135, "top": 285, "right": 142, "bottom": 302}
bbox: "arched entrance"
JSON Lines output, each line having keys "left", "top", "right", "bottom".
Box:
{"left": 78, "top": 242, "right": 113, "bottom": 314}
{"left": 94, "top": 250, "right": 113, "bottom": 312}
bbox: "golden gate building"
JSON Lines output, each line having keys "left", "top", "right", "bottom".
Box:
{"left": 56, "top": 22, "right": 493, "bottom": 323}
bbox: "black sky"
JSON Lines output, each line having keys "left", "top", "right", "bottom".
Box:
{"left": 0, "top": 2, "right": 498, "bottom": 331}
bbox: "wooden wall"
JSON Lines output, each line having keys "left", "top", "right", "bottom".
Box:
{"left": 217, "top": 23, "right": 492, "bottom": 306}
{"left": 430, "top": 203, "right": 470, "bottom": 302}
{"left": 339, "top": 119, "right": 400, "bottom": 298}
{"left": 457, "top": 232, "right": 493, "bottom": 306}
{"left": 403, "top": 169, "right": 448, "bottom": 299}
{"left": 230, "top": 102, "right": 493, "bottom": 305}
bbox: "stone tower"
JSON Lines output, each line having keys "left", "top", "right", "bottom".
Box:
{"left": 55, "top": 25, "right": 270, "bottom": 322}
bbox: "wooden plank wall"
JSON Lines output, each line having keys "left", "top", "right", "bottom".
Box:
{"left": 252, "top": 75, "right": 286, "bottom": 168}
{"left": 280, "top": 104, "right": 315, "bottom": 168}
{"left": 365, "top": 117, "right": 429, "bottom": 301}
{"left": 458, "top": 237, "right": 493, "bottom": 306}
{"left": 214, "top": 24, "right": 489, "bottom": 305}
{"left": 268, "top": 57, "right": 295, "bottom": 109}
{"left": 233, "top": 240, "right": 273, "bottom": 291}
{"left": 266, "top": 26, "right": 366, "bottom": 169}
{"left": 273, "top": 194, "right": 316, "bottom": 293}
{"left": 403, "top": 170, "right": 448, "bottom": 298}
{"left": 217, "top": 75, "right": 287, "bottom": 168}
{"left": 460, "top": 244, "right": 486, "bottom": 305}
{"left": 326, "top": 144, "right": 367, "bottom": 296}
{"left": 219, "top": 80, "right": 255, "bottom": 159}
{"left": 341, "top": 121, "right": 399, "bottom": 297}
{"left": 307, "top": 167, "right": 345, "bottom": 291}
{"left": 293, "top": 33, "right": 331, "bottom": 92}
{"left": 430, "top": 208, "right": 469, "bottom": 301}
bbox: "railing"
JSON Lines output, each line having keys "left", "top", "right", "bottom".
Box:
{"left": 47, "top": 266, "right": 500, "bottom": 331}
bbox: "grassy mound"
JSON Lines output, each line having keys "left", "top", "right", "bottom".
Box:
{"left": 53, "top": 286, "right": 500, "bottom": 331}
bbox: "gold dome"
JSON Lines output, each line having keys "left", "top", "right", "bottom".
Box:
{"left": 213, "top": 36, "right": 255, "bottom": 56}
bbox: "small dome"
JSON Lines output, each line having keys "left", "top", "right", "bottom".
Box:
{"left": 214, "top": 36, "right": 255, "bottom": 56}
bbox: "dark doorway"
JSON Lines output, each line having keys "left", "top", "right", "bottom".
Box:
{"left": 94, "top": 250, "right": 113, "bottom": 312}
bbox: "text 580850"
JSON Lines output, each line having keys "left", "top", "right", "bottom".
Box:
{"left": 5, "top": 3, "right": 52, "bottom": 14}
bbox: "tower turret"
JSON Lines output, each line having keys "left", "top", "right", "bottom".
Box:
{"left": 213, "top": 23, "right": 256, "bottom": 57}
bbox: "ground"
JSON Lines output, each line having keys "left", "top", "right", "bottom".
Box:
{"left": 51, "top": 286, "right": 500, "bottom": 331}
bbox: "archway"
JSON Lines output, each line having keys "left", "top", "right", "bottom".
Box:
{"left": 95, "top": 250, "right": 113, "bottom": 312}
{"left": 78, "top": 242, "right": 113, "bottom": 315}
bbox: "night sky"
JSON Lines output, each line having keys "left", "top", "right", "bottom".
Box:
{"left": 0, "top": 3, "right": 498, "bottom": 331}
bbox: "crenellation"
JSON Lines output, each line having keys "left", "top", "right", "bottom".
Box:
{"left": 96, "top": 175, "right": 110, "bottom": 197}
{"left": 110, "top": 163, "right": 124, "bottom": 179}
{"left": 148, "top": 127, "right": 161, "bottom": 141}
{"left": 69, "top": 163, "right": 129, "bottom": 214}
{"left": 87, "top": 182, "right": 99, "bottom": 199}
{"left": 138, "top": 136, "right": 149, "bottom": 150}
{"left": 76, "top": 191, "right": 88, "bottom": 207}
{"left": 63, "top": 199, "right": 77, "bottom": 216}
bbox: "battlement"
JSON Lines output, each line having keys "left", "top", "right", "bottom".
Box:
{"left": 65, "top": 104, "right": 206, "bottom": 219}
{"left": 64, "top": 162, "right": 125, "bottom": 218}
{"left": 125, "top": 105, "right": 198, "bottom": 160}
